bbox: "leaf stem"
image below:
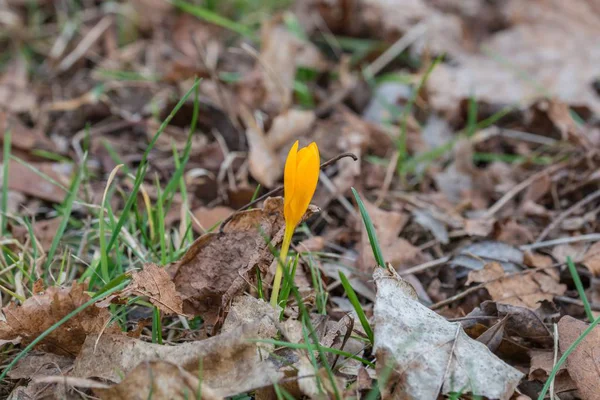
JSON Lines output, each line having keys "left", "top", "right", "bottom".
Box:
{"left": 270, "top": 224, "right": 294, "bottom": 307}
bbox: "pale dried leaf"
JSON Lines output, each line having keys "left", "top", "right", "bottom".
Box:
{"left": 94, "top": 361, "right": 223, "bottom": 400}
{"left": 268, "top": 109, "right": 316, "bottom": 150}
{"left": 374, "top": 266, "right": 523, "bottom": 400}
{"left": 73, "top": 324, "right": 282, "bottom": 398}
{"left": 242, "top": 108, "right": 282, "bottom": 188}
{"left": 451, "top": 241, "right": 524, "bottom": 277}
{"left": 426, "top": 0, "right": 600, "bottom": 117}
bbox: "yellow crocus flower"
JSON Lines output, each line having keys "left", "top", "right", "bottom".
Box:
{"left": 270, "top": 140, "right": 320, "bottom": 307}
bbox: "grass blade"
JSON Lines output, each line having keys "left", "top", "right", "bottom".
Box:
{"left": 566, "top": 256, "right": 594, "bottom": 321}
{"left": 351, "top": 187, "right": 385, "bottom": 268}
{"left": 43, "top": 154, "right": 85, "bottom": 275}
{"left": 106, "top": 78, "right": 200, "bottom": 253}
{"left": 172, "top": 0, "right": 257, "bottom": 40}
{"left": 1, "top": 130, "right": 10, "bottom": 235}
{"left": 339, "top": 270, "right": 374, "bottom": 345}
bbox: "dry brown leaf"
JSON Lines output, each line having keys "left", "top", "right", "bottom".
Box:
{"left": 0, "top": 282, "right": 118, "bottom": 356}
{"left": 192, "top": 206, "right": 234, "bottom": 234}
{"left": 467, "top": 301, "right": 555, "bottom": 346}
{"left": 4, "top": 160, "right": 71, "bottom": 203}
{"left": 73, "top": 324, "right": 282, "bottom": 398}
{"left": 168, "top": 197, "right": 317, "bottom": 324}
{"left": 258, "top": 20, "right": 328, "bottom": 114}
{"left": 496, "top": 220, "right": 535, "bottom": 246}
{"left": 558, "top": 316, "right": 600, "bottom": 400}
{"left": 94, "top": 361, "right": 223, "bottom": 400}
{"left": 583, "top": 241, "right": 600, "bottom": 277}
{"left": 8, "top": 351, "right": 73, "bottom": 380}
{"left": 466, "top": 262, "right": 566, "bottom": 310}
{"left": 124, "top": 263, "right": 184, "bottom": 315}
{"left": 0, "top": 112, "right": 55, "bottom": 152}
{"left": 528, "top": 350, "right": 577, "bottom": 393}
{"left": 221, "top": 295, "right": 279, "bottom": 339}
{"left": 358, "top": 199, "right": 420, "bottom": 271}
{"left": 268, "top": 109, "right": 316, "bottom": 151}
{"left": 425, "top": 0, "right": 600, "bottom": 117}
{"left": 374, "top": 265, "right": 523, "bottom": 399}
{"left": 241, "top": 106, "right": 282, "bottom": 188}
{"left": 11, "top": 218, "right": 62, "bottom": 251}
{"left": 0, "top": 56, "right": 36, "bottom": 114}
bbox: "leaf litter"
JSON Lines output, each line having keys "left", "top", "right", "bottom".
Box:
{"left": 2, "top": 0, "right": 600, "bottom": 398}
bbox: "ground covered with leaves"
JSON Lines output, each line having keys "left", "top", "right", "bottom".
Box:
{"left": 1, "top": 0, "right": 600, "bottom": 399}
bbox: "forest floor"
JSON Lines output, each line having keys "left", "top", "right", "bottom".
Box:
{"left": 1, "top": 1, "right": 600, "bottom": 399}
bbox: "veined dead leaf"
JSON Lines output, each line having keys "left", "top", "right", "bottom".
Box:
{"left": 101, "top": 263, "right": 184, "bottom": 315}
{"left": 373, "top": 265, "right": 523, "bottom": 400}
{"left": 0, "top": 282, "right": 118, "bottom": 356}
{"left": 73, "top": 323, "right": 282, "bottom": 398}
{"left": 94, "top": 361, "right": 223, "bottom": 400}
{"left": 466, "top": 262, "right": 566, "bottom": 310}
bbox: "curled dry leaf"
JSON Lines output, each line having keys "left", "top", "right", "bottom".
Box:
{"left": 94, "top": 361, "right": 223, "bottom": 400}
{"left": 241, "top": 106, "right": 282, "bottom": 188}
{"left": 168, "top": 197, "right": 318, "bottom": 325}
{"left": 558, "top": 316, "right": 600, "bottom": 400}
{"left": 476, "top": 301, "right": 554, "bottom": 346}
{"left": 466, "top": 262, "right": 566, "bottom": 310}
{"left": 73, "top": 324, "right": 282, "bottom": 398}
{"left": 0, "top": 282, "right": 118, "bottom": 356}
{"left": 109, "top": 263, "right": 183, "bottom": 315}
{"left": 373, "top": 265, "right": 523, "bottom": 400}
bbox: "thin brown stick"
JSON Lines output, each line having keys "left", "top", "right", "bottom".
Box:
{"left": 482, "top": 162, "right": 565, "bottom": 219}
{"left": 536, "top": 188, "right": 600, "bottom": 242}
{"left": 218, "top": 152, "right": 358, "bottom": 233}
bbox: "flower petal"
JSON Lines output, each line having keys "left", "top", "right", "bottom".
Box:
{"left": 288, "top": 142, "right": 320, "bottom": 227}
{"left": 284, "top": 140, "right": 299, "bottom": 224}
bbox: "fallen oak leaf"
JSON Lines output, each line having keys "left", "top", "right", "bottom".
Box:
{"left": 0, "top": 282, "right": 119, "bottom": 357}
{"left": 373, "top": 265, "right": 523, "bottom": 400}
